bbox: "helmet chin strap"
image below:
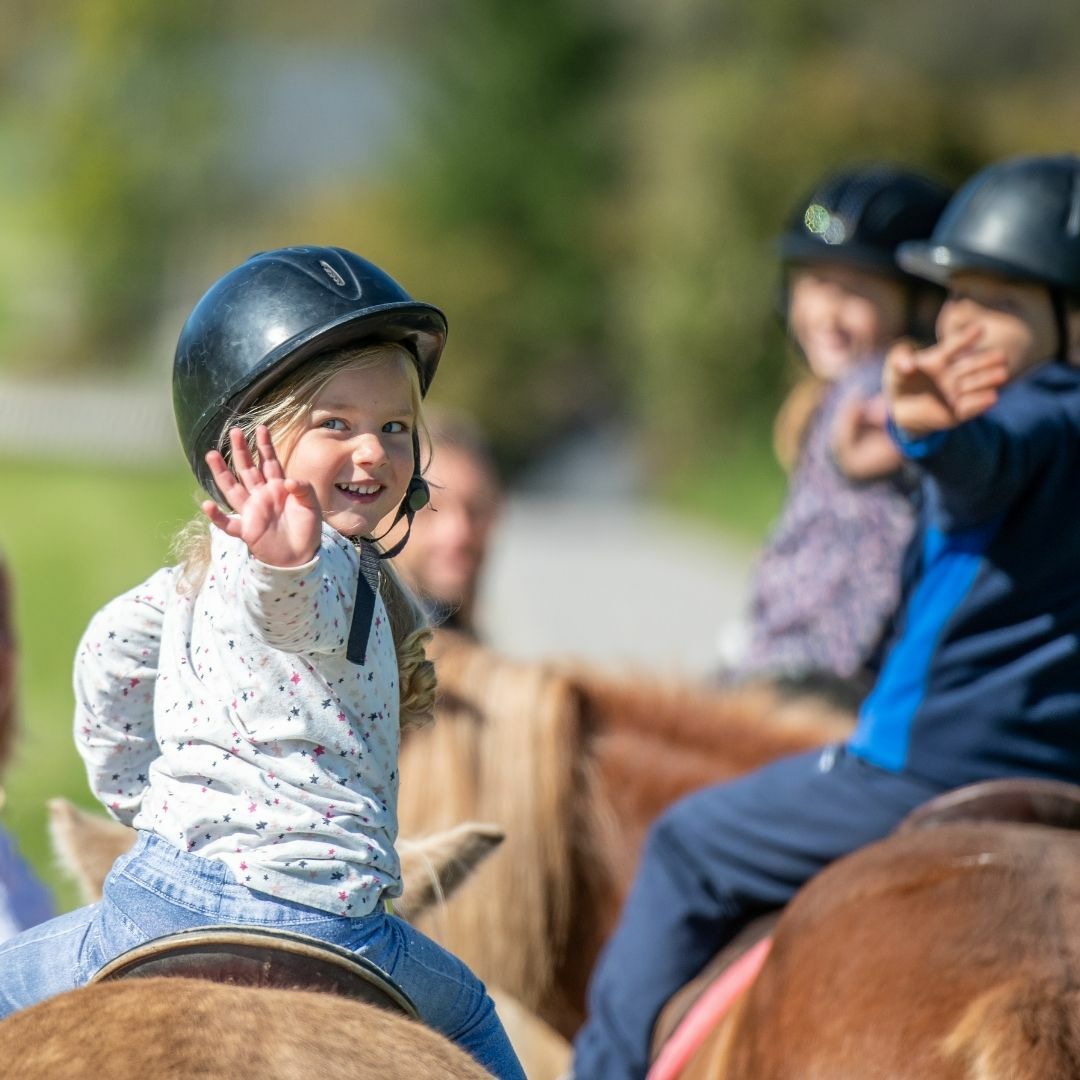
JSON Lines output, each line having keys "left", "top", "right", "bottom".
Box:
{"left": 368, "top": 474, "right": 431, "bottom": 559}
{"left": 345, "top": 433, "right": 430, "bottom": 665}
{"left": 366, "top": 427, "right": 431, "bottom": 558}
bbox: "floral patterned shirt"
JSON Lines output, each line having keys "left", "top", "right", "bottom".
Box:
{"left": 740, "top": 357, "right": 918, "bottom": 683}
{"left": 74, "top": 524, "right": 401, "bottom": 916}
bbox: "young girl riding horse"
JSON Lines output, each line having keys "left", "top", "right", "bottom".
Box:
{"left": 0, "top": 246, "right": 525, "bottom": 1080}
{"left": 733, "top": 164, "right": 950, "bottom": 698}
{"left": 573, "top": 153, "right": 1080, "bottom": 1080}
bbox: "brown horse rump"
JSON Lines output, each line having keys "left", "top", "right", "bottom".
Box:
{"left": 649, "top": 779, "right": 1080, "bottom": 1078}
{"left": 661, "top": 785, "right": 1080, "bottom": 1078}
{"left": 0, "top": 977, "right": 493, "bottom": 1080}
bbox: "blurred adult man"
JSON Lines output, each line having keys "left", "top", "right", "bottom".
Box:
{"left": 396, "top": 413, "right": 502, "bottom": 639}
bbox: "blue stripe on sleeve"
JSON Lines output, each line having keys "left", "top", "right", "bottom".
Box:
{"left": 847, "top": 518, "right": 1000, "bottom": 772}
{"left": 886, "top": 417, "right": 948, "bottom": 459}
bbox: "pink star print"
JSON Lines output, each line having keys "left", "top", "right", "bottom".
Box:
{"left": 290, "top": 672, "right": 301, "bottom": 685}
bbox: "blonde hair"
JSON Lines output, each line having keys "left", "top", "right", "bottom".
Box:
{"left": 175, "top": 341, "right": 436, "bottom": 730}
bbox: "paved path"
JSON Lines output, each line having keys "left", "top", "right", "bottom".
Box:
{"left": 473, "top": 425, "right": 757, "bottom": 677}
{"left": 477, "top": 494, "right": 754, "bottom": 677}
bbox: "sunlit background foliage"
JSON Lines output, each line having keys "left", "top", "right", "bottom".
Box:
{"left": 4, "top": 0, "right": 1078, "bottom": 469}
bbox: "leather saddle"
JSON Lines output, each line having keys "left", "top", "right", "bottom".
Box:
{"left": 89, "top": 925, "right": 418, "bottom": 1019}
{"left": 898, "top": 776, "right": 1080, "bottom": 834}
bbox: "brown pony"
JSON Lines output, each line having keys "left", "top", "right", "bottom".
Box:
{"left": 398, "top": 631, "right": 855, "bottom": 1037}
{"left": 677, "top": 812, "right": 1080, "bottom": 1079}
{"left": 0, "top": 976, "right": 493, "bottom": 1079}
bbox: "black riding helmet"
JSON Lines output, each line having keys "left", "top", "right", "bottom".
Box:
{"left": 777, "top": 165, "right": 952, "bottom": 342}
{"left": 780, "top": 165, "right": 952, "bottom": 279}
{"left": 173, "top": 245, "right": 447, "bottom": 505}
{"left": 898, "top": 154, "right": 1080, "bottom": 357}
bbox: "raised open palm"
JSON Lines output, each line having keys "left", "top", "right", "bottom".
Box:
{"left": 202, "top": 426, "right": 322, "bottom": 568}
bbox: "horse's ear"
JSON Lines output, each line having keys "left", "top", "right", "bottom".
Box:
{"left": 47, "top": 798, "right": 136, "bottom": 903}
{"left": 396, "top": 821, "right": 504, "bottom": 921}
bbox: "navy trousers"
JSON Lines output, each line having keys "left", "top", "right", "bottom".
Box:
{"left": 571, "top": 745, "right": 944, "bottom": 1080}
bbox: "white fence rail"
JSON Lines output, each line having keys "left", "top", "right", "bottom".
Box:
{"left": 0, "top": 376, "right": 178, "bottom": 466}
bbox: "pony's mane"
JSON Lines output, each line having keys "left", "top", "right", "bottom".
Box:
{"left": 399, "top": 633, "right": 854, "bottom": 1028}
{"left": 398, "top": 633, "right": 580, "bottom": 1015}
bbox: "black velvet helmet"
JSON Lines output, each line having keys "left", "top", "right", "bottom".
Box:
{"left": 173, "top": 245, "right": 447, "bottom": 500}
{"left": 780, "top": 165, "right": 952, "bottom": 281}
{"left": 897, "top": 154, "right": 1080, "bottom": 291}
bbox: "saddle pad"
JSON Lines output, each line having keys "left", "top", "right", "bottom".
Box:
{"left": 646, "top": 936, "right": 772, "bottom": 1080}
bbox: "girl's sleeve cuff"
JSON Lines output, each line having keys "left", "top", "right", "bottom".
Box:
{"left": 248, "top": 552, "right": 321, "bottom": 580}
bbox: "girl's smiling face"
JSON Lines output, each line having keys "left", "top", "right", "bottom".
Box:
{"left": 937, "top": 272, "right": 1059, "bottom": 377}
{"left": 278, "top": 356, "right": 417, "bottom": 539}
{"left": 787, "top": 264, "right": 909, "bottom": 381}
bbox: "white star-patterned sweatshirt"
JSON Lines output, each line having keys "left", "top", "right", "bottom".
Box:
{"left": 74, "top": 523, "right": 402, "bottom": 916}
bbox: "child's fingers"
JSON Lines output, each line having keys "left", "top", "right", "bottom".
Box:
{"left": 229, "top": 428, "right": 264, "bottom": 493}
{"left": 887, "top": 341, "right": 919, "bottom": 376}
{"left": 937, "top": 323, "right": 984, "bottom": 365}
{"left": 256, "top": 425, "right": 285, "bottom": 481}
{"left": 200, "top": 499, "right": 242, "bottom": 536}
{"left": 944, "top": 351, "right": 1009, "bottom": 401}
{"left": 952, "top": 390, "right": 1000, "bottom": 422}
{"left": 283, "top": 478, "right": 321, "bottom": 510}
{"left": 205, "top": 450, "right": 248, "bottom": 510}
{"left": 952, "top": 366, "right": 1009, "bottom": 398}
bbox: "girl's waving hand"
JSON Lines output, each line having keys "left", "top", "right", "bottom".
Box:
{"left": 202, "top": 426, "right": 322, "bottom": 568}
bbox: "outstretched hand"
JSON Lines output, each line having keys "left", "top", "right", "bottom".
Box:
{"left": 831, "top": 392, "right": 903, "bottom": 482}
{"left": 202, "top": 426, "right": 322, "bottom": 568}
{"left": 884, "top": 325, "right": 1010, "bottom": 439}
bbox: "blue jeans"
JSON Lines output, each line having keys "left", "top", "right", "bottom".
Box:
{"left": 0, "top": 831, "right": 525, "bottom": 1080}
{"left": 572, "top": 745, "right": 944, "bottom": 1080}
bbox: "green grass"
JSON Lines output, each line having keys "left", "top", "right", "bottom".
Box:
{"left": 0, "top": 457, "right": 198, "bottom": 910}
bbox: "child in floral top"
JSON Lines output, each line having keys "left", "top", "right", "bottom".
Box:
{"left": 0, "top": 246, "right": 524, "bottom": 1080}
{"left": 731, "top": 164, "right": 951, "bottom": 698}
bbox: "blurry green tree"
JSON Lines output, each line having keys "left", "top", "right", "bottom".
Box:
{"left": 391, "top": 0, "right": 624, "bottom": 471}
{"left": 38, "top": 0, "right": 234, "bottom": 368}
{"left": 3, "top": 0, "right": 1080, "bottom": 482}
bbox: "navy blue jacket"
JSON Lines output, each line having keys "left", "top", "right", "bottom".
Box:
{"left": 848, "top": 360, "right": 1080, "bottom": 788}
